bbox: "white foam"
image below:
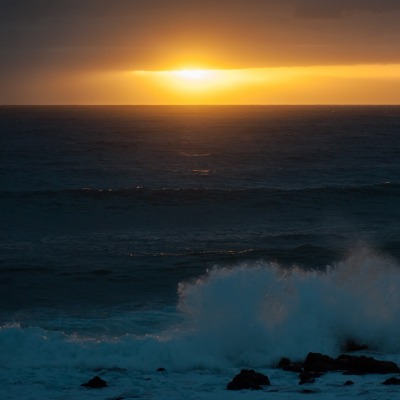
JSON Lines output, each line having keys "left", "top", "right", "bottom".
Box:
{"left": 177, "top": 246, "right": 400, "bottom": 365}
{"left": 2, "top": 246, "right": 400, "bottom": 373}
{"left": 2, "top": 247, "right": 400, "bottom": 399}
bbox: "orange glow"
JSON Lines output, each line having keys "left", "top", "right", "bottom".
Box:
{"left": 129, "top": 64, "right": 400, "bottom": 105}
{"left": 173, "top": 69, "right": 210, "bottom": 79}
{"left": 4, "top": 2, "right": 400, "bottom": 105}
{"left": 133, "top": 67, "right": 267, "bottom": 98}
{"left": 16, "top": 64, "right": 400, "bottom": 105}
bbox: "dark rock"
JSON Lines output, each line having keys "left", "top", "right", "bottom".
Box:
{"left": 156, "top": 367, "right": 166, "bottom": 372}
{"left": 301, "top": 352, "right": 399, "bottom": 375}
{"left": 278, "top": 357, "right": 303, "bottom": 373}
{"left": 382, "top": 377, "right": 400, "bottom": 385}
{"left": 299, "top": 371, "right": 322, "bottom": 385}
{"left": 299, "top": 372, "right": 315, "bottom": 385}
{"left": 337, "top": 354, "right": 400, "bottom": 375}
{"left": 227, "top": 369, "right": 270, "bottom": 390}
{"left": 344, "top": 380, "right": 354, "bottom": 386}
{"left": 278, "top": 357, "right": 291, "bottom": 368}
{"left": 81, "top": 376, "right": 108, "bottom": 388}
{"left": 303, "top": 352, "right": 337, "bottom": 372}
{"left": 342, "top": 339, "right": 368, "bottom": 353}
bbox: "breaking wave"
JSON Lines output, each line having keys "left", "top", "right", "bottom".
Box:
{"left": 1, "top": 247, "right": 400, "bottom": 371}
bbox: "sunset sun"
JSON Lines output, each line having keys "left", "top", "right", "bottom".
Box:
{"left": 173, "top": 69, "right": 210, "bottom": 80}
{"left": 133, "top": 67, "right": 269, "bottom": 102}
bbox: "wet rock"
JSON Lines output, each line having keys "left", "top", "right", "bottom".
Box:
{"left": 299, "top": 372, "right": 315, "bottom": 385}
{"left": 342, "top": 339, "right": 368, "bottom": 353}
{"left": 382, "top": 377, "right": 400, "bottom": 385}
{"left": 227, "top": 369, "right": 270, "bottom": 390}
{"left": 278, "top": 357, "right": 303, "bottom": 373}
{"left": 81, "top": 376, "right": 108, "bottom": 388}
{"left": 302, "top": 352, "right": 399, "bottom": 375}
{"left": 278, "top": 357, "right": 291, "bottom": 368}
{"left": 337, "top": 354, "right": 399, "bottom": 375}
{"left": 299, "top": 371, "right": 322, "bottom": 385}
{"left": 303, "top": 352, "right": 337, "bottom": 372}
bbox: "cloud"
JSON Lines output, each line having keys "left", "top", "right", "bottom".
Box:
{"left": 292, "top": 0, "right": 400, "bottom": 19}
{"left": 1, "top": 0, "right": 400, "bottom": 74}
{"left": 1, "top": 0, "right": 400, "bottom": 103}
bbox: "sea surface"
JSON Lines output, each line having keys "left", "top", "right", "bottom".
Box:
{"left": 1, "top": 105, "right": 400, "bottom": 399}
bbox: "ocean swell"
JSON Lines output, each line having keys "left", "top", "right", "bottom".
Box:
{"left": 1, "top": 247, "right": 400, "bottom": 371}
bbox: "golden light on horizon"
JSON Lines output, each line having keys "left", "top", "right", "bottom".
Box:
{"left": 38, "top": 64, "right": 400, "bottom": 105}
{"left": 164, "top": 69, "right": 223, "bottom": 92}
{"left": 173, "top": 69, "right": 209, "bottom": 79}
{"left": 133, "top": 67, "right": 268, "bottom": 100}
{"left": 129, "top": 64, "right": 400, "bottom": 105}
{"left": 4, "top": 2, "right": 400, "bottom": 106}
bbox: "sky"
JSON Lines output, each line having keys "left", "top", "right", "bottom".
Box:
{"left": 1, "top": 0, "right": 400, "bottom": 104}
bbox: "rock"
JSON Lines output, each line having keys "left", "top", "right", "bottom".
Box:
{"left": 337, "top": 354, "right": 400, "bottom": 375}
{"left": 342, "top": 339, "right": 368, "bottom": 353}
{"left": 382, "top": 377, "right": 400, "bottom": 385}
{"left": 81, "top": 376, "right": 108, "bottom": 388}
{"left": 299, "top": 371, "right": 322, "bottom": 385}
{"left": 278, "top": 357, "right": 291, "bottom": 368}
{"left": 303, "top": 352, "right": 337, "bottom": 372}
{"left": 344, "top": 380, "right": 354, "bottom": 386}
{"left": 301, "top": 352, "right": 399, "bottom": 375}
{"left": 227, "top": 369, "right": 270, "bottom": 390}
{"left": 299, "top": 372, "right": 315, "bottom": 385}
{"left": 278, "top": 357, "right": 303, "bottom": 373}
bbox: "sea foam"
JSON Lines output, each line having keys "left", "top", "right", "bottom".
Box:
{"left": 177, "top": 246, "right": 400, "bottom": 365}
{"left": 1, "top": 247, "right": 400, "bottom": 372}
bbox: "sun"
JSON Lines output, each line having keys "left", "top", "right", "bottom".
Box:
{"left": 139, "top": 68, "right": 222, "bottom": 92}
{"left": 173, "top": 69, "right": 209, "bottom": 80}
{"left": 132, "top": 67, "right": 269, "bottom": 102}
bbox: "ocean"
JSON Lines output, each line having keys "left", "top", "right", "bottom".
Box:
{"left": 1, "top": 105, "right": 400, "bottom": 399}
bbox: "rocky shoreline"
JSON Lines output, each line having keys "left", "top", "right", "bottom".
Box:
{"left": 80, "top": 351, "right": 400, "bottom": 394}
{"left": 226, "top": 352, "right": 400, "bottom": 390}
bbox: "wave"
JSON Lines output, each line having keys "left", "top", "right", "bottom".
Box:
{"left": 1, "top": 246, "right": 400, "bottom": 371}
{"left": 177, "top": 246, "right": 400, "bottom": 365}
{"left": 1, "top": 182, "right": 398, "bottom": 201}
{"left": 128, "top": 243, "right": 337, "bottom": 268}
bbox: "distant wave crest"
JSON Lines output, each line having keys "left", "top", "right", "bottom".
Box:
{"left": 1, "top": 181, "right": 399, "bottom": 201}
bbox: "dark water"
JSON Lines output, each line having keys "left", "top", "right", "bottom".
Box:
{"left": 1, "top": 105, "right": 400, "bottom": 318}
{"left": 2, "top": 105, "right": 400, "bottom": 400}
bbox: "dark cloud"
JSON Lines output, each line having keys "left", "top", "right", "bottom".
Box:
{"left": 1, "top": 1, "right": 399, "bottom": 49}
{"left": 292, "top": 0, "right": 400, "bottom": 18}
{"left": 1, "top": 0, "right": 400, "bottom": 101}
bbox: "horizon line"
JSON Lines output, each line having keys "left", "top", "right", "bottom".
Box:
{"left": 2, "top": 104, "right": 400, "bottom": 107}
